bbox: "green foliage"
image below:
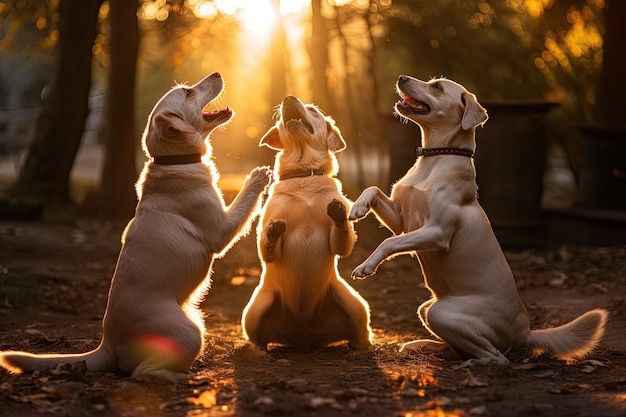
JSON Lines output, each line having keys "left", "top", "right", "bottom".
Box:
{"left": 0, "top": 0, "right": 59, "bottom": 109}
{"left": 367, "top": 0, "right": 604, "bottom": 121}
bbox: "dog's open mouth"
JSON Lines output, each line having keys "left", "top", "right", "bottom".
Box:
{"left": 202, "top": 104, "right": 233, "bottom": 127}
{"left": 282, "top": 105, "right": 314, "bottom": 134}
{"left": 397, "top": 93, "right": 431, "bottom": 115}
{"left": 202, "top": 107, "right": 232, "bottom": 122}
{"left": 285, "top": 117, "right": 314, "bottom": 134}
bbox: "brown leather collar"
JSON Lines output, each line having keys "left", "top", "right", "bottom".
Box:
{"left": 153, "top": 154, "right": 202, "bottom": 165}
{"left": 417, "top": 147, "right": 474, "bottom": 158}
{"left": 279, "top": 168, "right": 326, "bottom": 181}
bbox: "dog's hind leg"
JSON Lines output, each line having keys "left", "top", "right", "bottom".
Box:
{"left": 241, "top": 285, "right": 280, "bottom": 349}
{"left": 128, "top": 310, "right": 203, "bottom": 381}
{"left": 131, "top": 360, "right": 193, "bottom": 382}
{"left": 326, "top": 279, "right": 372, "bottom": 349}
{"left": 425, "top": 300, "right": 510, "bottom": 366}
{"left": 327, "top": 199, "right": 356, "bottom": 257}
{"left": 400, "top": 298, "right": 451, "bottom": 353}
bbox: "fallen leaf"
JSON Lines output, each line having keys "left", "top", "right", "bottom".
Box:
{"left": 552, "top": 384, "right": 592, "bottom": 394}
{"left": 309, "top": 396, "right": 342, "bottom": 409}
{"left": 254, "top": 396, "right": 274, "bottom": 406}
{"left": 230, "top": 276, "right": 246, "bottom": 286}
{"left": 582, "top": 359, "right": 608, "bottom": 367}
{"left": 469, "top": 404, "right": 488, "bottom": 415}
{"left": 580, "top": 365, "right": 597, "bottom": 374}
{"left": 187, "top": 389, "right": 217, "bottom": 408}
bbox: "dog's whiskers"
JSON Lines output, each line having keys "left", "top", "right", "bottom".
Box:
{"left": 271, "top": 105, "right": 281, "bottom": 121}
{"left": 393, "top": 109, "right": 410, "bottom": 124}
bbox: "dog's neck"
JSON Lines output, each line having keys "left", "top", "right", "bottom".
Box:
{"left": 279, "top": 168, "right": 327, "bottom": 181}
{"left": 417, "top": 147, "right": 474, "bottom": 158}
{"left": 418, "top": 126, "right": 475, "bottom": 158}
{"left": 152, "top": 154, "right": 203, "bottom": 165}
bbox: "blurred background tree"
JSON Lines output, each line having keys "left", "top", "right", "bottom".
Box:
{"left": 4, "top": 0, "right": 102, "bottom": 209}
{"left": 0, "top": 0, "right": 612, "bottom": 219}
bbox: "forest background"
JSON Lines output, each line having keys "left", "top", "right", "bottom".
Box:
{"left": 0, "top": 0, "right": 622, "bottom": 220}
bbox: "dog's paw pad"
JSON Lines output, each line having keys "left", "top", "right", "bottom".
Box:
{"left": 327, "top": 199, "right": 347, "bottom": 223}
{"left": 267, "top": 219, "right": 286, "bottom": 240}
{"left": 249, "top": 166, "right": 273, "bottom": 188}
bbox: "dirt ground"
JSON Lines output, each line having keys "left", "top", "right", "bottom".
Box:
{"left": 0, "top": 210, "right": 625, "bottom": 417}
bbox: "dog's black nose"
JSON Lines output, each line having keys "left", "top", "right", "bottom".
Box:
{"left": 209, "top": 72, "right": 221, "bottom": 79}
{"left": 398, "top": 75, "right": 408, "bottom": 83}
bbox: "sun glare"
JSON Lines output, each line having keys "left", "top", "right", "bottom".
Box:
{"left": 240, "top": 0, "right": 275, "bottom": 33}
{"left": 190, "top": 0, "right": 311, "bottom": 34}
{"left": 193, "top": 1, "right": 218, "bottom": 18}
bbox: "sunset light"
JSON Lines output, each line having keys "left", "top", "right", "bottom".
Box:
{"left": 239, "top": 0, "right": 275, "bottom": 33}
{"left": 189, "top": 0, "right": 311, "bottom": 34}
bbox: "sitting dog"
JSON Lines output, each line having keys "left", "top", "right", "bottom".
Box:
{"left": 349, "top": 75, "right": 607, "bottom": 366}
{"left": 241, "top": 96, "right": 372, "bottom": 350}
{"left": 0, "top": 73, "right": 271, "bottom": 380}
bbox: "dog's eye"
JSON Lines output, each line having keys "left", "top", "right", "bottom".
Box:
{"left": 432, "top": 82, "right": 443, "bottom": 91}
{"left": 184, "top": 88, "right": 192, "bottom": 97}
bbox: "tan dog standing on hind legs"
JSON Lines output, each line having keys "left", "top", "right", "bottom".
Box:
{"left": 242, "top": 96, "right": 372, "bottom": 350}
{"left": 349, "top": 75, "right": 607, "bottom": 366}
{"left": 0, "top": 73, "right": 271, "bottom": 380}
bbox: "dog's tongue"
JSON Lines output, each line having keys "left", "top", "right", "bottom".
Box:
{"left": 403, "top": 94, "right": 427, "bottom": 110}
{"left": 203, "top": 106, "right": 231, "bottom": 120}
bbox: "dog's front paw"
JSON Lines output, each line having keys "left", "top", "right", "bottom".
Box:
{"left": 348, "top": 199, "right": 371, "bottom": 222}
{"left": 351, "top": 261, "right": 377, "bottom": 280}
{"left": 247, "top": 166, "right": 272, "bottom": 192}
{"left": 266, "top": 219, "right": 286, "bottom": 241}
{"left": 327, "top": 199, "right": 347, "bottom": 224}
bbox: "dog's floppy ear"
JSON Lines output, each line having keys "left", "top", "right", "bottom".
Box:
{"left": 326, "top": 119, "right": 346, "bottom": 152}
{"left": 154, "top": 111, "right": 196, "bottom": 138}
{"left": 259, "top": 125, "right": 283, "bottom": 150}
{"left": 461, "top": 92, "right": 488, "bottom": 130}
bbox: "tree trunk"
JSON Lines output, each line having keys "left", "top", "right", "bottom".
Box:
{"left": 11, "top": 0, "right": 102, "bottom": 205}
{"left": 595, "top": 0, "right": 626, "bottom": 127}
{"left": 98, "top": 0, "right": 140, "bottom": 220}
{"left": 310, "top": 0, "right": 333, "bottom": 113}
{"left": 268, "top": 0, "right": 288, "bottom": 108}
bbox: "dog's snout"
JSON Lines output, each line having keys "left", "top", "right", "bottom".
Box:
{"left": 398, "top": 75, "right": 408, "bottom": 83}
{"left": 209, "top": 72, "right": 222, "bottom": 79}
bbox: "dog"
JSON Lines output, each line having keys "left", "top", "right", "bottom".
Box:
{"left": 349, "top": 75, "right": 608, "bottom": 366}
{"left": 241, "top": 95, "right": 372, "bottom": 350}
{"left": 0, "top": 73, "right": 271, "bottom": 380}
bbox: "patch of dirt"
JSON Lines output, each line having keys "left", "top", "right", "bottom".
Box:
{"left": 1, "top": 215, "right": 625, "bottom": 417}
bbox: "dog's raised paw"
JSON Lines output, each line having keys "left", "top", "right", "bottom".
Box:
{"left": 348, "top": 201, "right": 369, "bottom": 222}
{"left": 248, "top": 166, "right": 273, "bottom": 191}
{"left": 327, "top": 199, "right": 347, "bottom": 223}
{"left": 267, "top": 219, "right": 286, "bottom": 240}
{"left": 351, "top": 262, "right": 376, "bottom": 280}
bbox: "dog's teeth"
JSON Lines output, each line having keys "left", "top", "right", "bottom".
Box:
{"left": 203, "top": 100, "right": 221, "bottom": 113}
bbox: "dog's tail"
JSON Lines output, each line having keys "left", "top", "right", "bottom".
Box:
{"left": 0, "top": 346, "right": 113, "bottom": 374}
{"left": 524, "top": 309, "right": 608, "bottom": 362}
